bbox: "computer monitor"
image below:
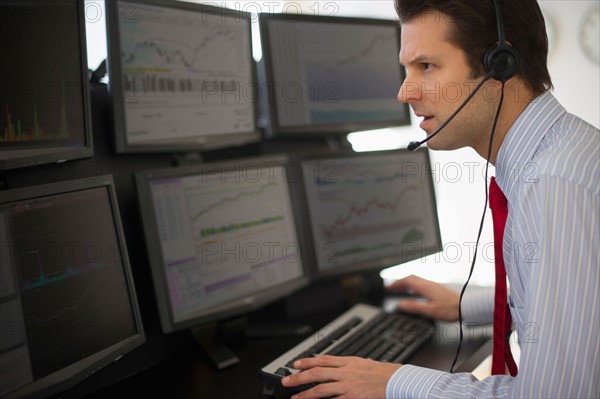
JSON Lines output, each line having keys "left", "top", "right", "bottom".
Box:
{"left": 299, "top": 149, "right": 442, "bottom": 278}
{"left": 105, "top": 0, "right": 261, "bottom": 154}
{"left": 0, "top": 176, "right": 145, "bottom": 399}
{"left": 135, "top": 156, "right": 309, "bottom": 336}
{"left": 0, "top": 0, "right": 94, "bottom": 170}
{"left": 258, "top": 13, "right": 410, "bottom": 138}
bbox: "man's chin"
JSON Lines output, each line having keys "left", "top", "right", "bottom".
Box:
{"left": 425, "top": 137, "right": 463, "bottom": 151}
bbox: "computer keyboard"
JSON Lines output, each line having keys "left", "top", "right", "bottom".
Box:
{"left": 259, "top": 303, "right": 435, "bottom": 391}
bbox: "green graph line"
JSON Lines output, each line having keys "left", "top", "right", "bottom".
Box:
{"left": 334, "top": 228, "right": 425, "bottom": 257}
{"left": 191, "top": 182, "right": 277, "bottom": 221}
{"left": 200, "top": 215, "right": 284, "bottom": 238}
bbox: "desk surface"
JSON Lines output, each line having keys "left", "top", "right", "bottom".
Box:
{"left": 81, "top": 321, "right": 491, "bottom": 399}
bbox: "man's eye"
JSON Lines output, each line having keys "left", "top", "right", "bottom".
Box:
{"left": 422, "top": 63, "right": 432, "bottom": 70}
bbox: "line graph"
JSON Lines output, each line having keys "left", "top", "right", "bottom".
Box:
{"left": 20, "top": 263, "right": 136, "bottom": 379}
{"left": 266, "top": 18, "right": 403, "bottom": 127}
{"left": 324, "top": 218, "right": 423, "bottom": 241}
{"left": 122, "top": 28, "right": 241, "bottom": 72}
{"left": 116, "top": 1, "right": 255, "bottom": 143}
{"left": 302, "top": 153, "right": 439, "bottom": 270}
{"left": 119, "top": 3, "right": 249, "bottom": 78}
{"left": 304, "top": 34, "right": 395, "bottom": 73}
{"left": 183, "top": 174, "right": 298, "bottom": 308}
{"left": 190, "top": 182, "right": 278, "bottom": 221}
{"left": 186, "top": 181, "right": 287, "bottom": 249}
{"left": 21, "top": 257, "right": 106, "bottom": 291}
{"left": 322, "top": 187, "right": 420, "bottom": 239}
{"left": 24, "top": 269, "right": 111, "bottom": 324}
{"left": 151, "top": 168, "right": 304, "bottom": 318}
{"left": 195, "top": 224, "right": 282, "bottom": 251}
{"left": 6, "top": 187, "right": 138, "bottom": 380}
{"left": 199, "top": 215, "right": 284, "bottom": 238}
{"left": 297, "top": 23, "right": 400, "bottom": 103}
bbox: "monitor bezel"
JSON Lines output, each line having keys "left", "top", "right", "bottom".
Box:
{"left": 105, "top": 0, "right": 262, "bottom": 154}
{"left": 0, "top": 175, "right": 145, "bottom": 399}
{"left": 135, "top": 155, "right": 311, "bottom": 333}
{"left": 295, "top": 148, "right": 442, "bottom": 280}
{"left": 0, "top": 0, "right": 94, "bottom": 170}
{"left": 258, "top": 13, "right": 411, "bottom": 138}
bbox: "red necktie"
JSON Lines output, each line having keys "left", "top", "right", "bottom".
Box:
{"left": 489, "top": 177, "right": 518, "bottom": 376}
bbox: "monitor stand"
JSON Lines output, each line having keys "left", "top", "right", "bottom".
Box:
{"left": 191, "top": 313, "right": 313, "bottom": 371}
{"left": 323, "top": 134, "right": 353, "bottom": 152}
{"left": 172, "top": 151, "right": 204, "bottom": 167}
{"left": 190, "top": 318, "right": 245, "bottom": 370}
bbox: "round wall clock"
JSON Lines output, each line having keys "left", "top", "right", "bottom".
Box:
{"left": 580, "top": 5, "right": 599, "bottom": 64}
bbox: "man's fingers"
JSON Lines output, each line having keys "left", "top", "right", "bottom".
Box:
{"left": 283, "top": 357, "right": 401, "bottom": 399}
{"left": 283, "top": 356, "right": 349, "bottom": 391}
{"left": 387, "top": 275, "right": 431, "bottom": 296}
{"left": 293, "top": 355, "right": 347, "bottom": 370}
{"left": 282, "top": 366, "right": 341, "bottom": 388}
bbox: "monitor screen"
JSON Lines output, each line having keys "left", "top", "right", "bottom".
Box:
{"left": 0, "top": 0, "right": 93, "bottom": 170}
{"left": 300, "top": 149, "right": 441, "bottom": 278}
{"left": 106, "top": 0, "right": 261, "bottom": 153}
{"left": 135, "top": 157, "right": 309, "bottom": 332}
{"left": 0, "top": 176, "right": 144, "bottom": 399}
{"left": 258, "top": 13, "right": 410, "bottom": 137}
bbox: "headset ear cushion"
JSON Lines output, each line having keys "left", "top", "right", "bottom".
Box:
{"left": 484, "top": 43, "right": 519, "bottom": 81}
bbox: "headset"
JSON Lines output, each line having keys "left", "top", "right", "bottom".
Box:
{"left": 402, "top": 0, "right": 521, "bottom": 373}
{"left": 485, "top": 0, "right": 520, "bottom": 81}
{"left": 407, "top": 0, "right": 520, "bottom": 151}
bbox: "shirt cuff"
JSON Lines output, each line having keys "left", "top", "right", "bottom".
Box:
{"left": 460, "top": 287, "right": 494, "bottom": 325}
{"left": 385, "top": 364, "right": 447, "bottom": 399}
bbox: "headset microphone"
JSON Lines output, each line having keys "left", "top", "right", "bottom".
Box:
{"left": 407, "top": 0, "right": 519, "bottom": 152}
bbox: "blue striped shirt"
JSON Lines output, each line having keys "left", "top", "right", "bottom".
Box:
{"left": 386, "top": 91, "right": 599, "bottom": 398}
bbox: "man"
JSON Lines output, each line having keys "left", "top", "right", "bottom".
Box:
{"left": 281, "top": 0, "right": 599, "bottom": 398}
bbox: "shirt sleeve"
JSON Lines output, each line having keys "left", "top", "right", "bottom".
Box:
{"left": 460, "top": 287, "right": 494, "bottom": 325}
{"left": 385, "top": 365, "right": 514, "bottom": 398}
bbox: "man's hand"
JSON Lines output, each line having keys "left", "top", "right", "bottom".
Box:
{"left": 281, "top": 355, "right": 401, "bottom": 399}
{"left": 387, "top": 275, "right": 460, "bottom": 321}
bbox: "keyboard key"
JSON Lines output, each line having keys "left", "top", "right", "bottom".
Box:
{"left": 286, "top": 316, "right": 365, "bottom": 367}
{"left": 275, "top": 367, "right": 292, "bottom": 377}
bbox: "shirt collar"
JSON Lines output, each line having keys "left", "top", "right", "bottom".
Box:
{"left": 495, "top": 91, "right": 566, "bottom": 201}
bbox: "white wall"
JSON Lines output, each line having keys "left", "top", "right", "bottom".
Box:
{"left": 84, "top": 1, "right": 107, "bottom": 72}
{"left": 541, "top": 1, "right": 599, "bottom": 127}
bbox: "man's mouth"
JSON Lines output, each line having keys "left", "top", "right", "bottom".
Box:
{"left": 416, "top": 114, "right": 435, "bottom": 131}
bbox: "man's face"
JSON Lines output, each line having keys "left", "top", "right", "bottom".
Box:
{"left": 398, "top": 11, "right": 497, "bottom": 151}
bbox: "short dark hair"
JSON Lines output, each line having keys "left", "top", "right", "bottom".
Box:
{"left": 395, "top": 0, "right": 552, "bottom": 94}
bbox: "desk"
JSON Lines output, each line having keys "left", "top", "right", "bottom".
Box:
{"left": 81, "top": 321, "right": 492, "bottom": 399}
